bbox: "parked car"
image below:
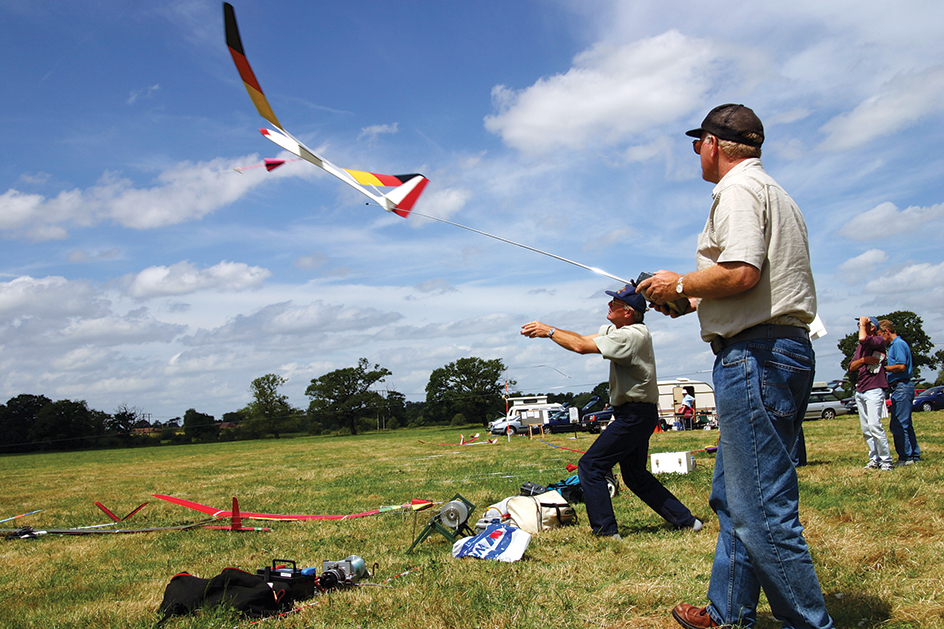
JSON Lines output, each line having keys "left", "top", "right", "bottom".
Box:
{"left": 805, "top": 391, "right": 848, "bottom": 420}
{"left": 488, "top": 414, "right": 529, "bottom": 435}
{"left": 842, "top": 397, "right": 857, "bottom": 415}
{"left": 585, "top": 406, "right": 614, "bottom": 428}
{"left": 545, "top": 396, "right": 605, "bottom": 434}
{"left": 913, "top": 386, "right": 944, "bottom": 412}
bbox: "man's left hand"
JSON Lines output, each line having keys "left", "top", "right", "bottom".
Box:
{"left": 521, "top": 321, "right": 552, "bottom": 338}
{"left": 636, "top": 270, "right": 682, "bottom": 306}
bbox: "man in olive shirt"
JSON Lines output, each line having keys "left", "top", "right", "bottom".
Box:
{"left": 521, "top": 285, "right": 700, "bottom": 538}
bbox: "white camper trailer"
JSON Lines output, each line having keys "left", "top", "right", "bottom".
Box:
{"left": 657, "top": 378, "right": 716, "bottom": 428}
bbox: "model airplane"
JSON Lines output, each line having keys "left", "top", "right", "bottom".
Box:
{"left": 223, "top": 2, "right": 428, "bottom": 218}
{"left": 153, "top": 494, "right": 433, "bottom": 522}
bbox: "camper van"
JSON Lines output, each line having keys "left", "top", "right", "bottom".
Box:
{"left": 657, "top": 378, "right": 716, "bottom": 428}
{"left": 488, "top": 395, "right": 564, "bottom": 435}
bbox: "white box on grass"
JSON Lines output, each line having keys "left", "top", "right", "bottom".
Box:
{"left": 651, "top": 451, "right": 695, "bottom": 474}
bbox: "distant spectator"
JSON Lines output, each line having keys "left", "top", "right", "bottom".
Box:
{"left": 678, "top": 387, "right": 696, "bottom": 430}
{"left": 879, "top": 320, "right": 920, "bottom": 465}
{"left": 849, "top": 316, "right": 892, "bottom": 471}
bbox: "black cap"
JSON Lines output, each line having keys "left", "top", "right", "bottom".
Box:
{"left": 686, "top": 104, "right": 764, "bottom": 148}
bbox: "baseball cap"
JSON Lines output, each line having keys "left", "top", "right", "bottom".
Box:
{"left": 869, "top": 316, "right": 880, "bottom": 329}
{"left": 605, "top": 285, "right": 647, "bottom": 312}
{"left": 686, "top": 104, "right": 765, "bottom": 148}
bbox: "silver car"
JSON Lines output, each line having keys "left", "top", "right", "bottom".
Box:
{"left": 805, "top": 391, "right": 848, "bottom": 420}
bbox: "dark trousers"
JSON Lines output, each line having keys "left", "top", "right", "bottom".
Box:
{"left": 577, "top": 402, "right": 696, "bottom": 536}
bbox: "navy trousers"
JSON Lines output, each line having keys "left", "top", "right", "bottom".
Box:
{"left": 577, "top": 401, "right": 696, "bottom": 536}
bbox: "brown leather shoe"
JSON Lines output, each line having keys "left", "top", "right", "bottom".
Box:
{"left": 672, "top": 603, "right": 722, "bottom": 629}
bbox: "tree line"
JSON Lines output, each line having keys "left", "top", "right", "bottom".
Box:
{"left": 4, "top": 310, "right": 939, "bottom": 454}
{"left": 0, "top": 356, "right": 524, "bottom": 454}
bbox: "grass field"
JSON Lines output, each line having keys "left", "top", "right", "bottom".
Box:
{"left": 1, "top": 413, "right": 942, "bottom": 629}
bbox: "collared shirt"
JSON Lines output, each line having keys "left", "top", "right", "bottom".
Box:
{"left": 593, "top": 323, "right": 659, "bottom": 406}
{"left": 886, "top": 335, "right": 913, "bottom": 385}
{"left": 695, "top": 159, "right": 816, "bottom": 343}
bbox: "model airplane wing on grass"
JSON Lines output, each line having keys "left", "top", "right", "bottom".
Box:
{"left": 223, "top": 2, "right": 428, "bottom": 218}
{"left": 153, "top": 494, "right": 433, "bottom": 522}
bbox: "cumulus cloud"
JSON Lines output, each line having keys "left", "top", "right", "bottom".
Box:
{"left": 839, "top": 200, "right": 944, "bottom": 241}
{"left": 819, "top": 65, "right": 944, "bottom": 150}
{"left": 124, "top": 261, "right": 272, "bottom": 299}
{"left": 0, "top": 155, "right": 271, "bottom": 241}
{"left": 836, "top": 249, "right": 888, "bottom": 283}
{"left": 408, "top": 186, "right": 472, "bottom": 224}
{"left": 864, "top": 261, "right": 944, "bottom": 299}
{"left": 182, "top": 300, "right": 402, "bottom": 346}
{"left": 0, "top": 275, "right": 110, "bottom": 318}
{"left": 483, "top": 31, "right": 727, "bottom": 155}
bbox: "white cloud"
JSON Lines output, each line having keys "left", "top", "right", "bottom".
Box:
{"left": 358, "top": 123, "right": 398, "bottom": 141}
{"left": 0, "top": 155, "right": 272, "bottom": 240}
{"left": 863, "top": 261, "right": 944, "bottom": 305}
{"left": 484, "top": 31, "right": 727, "bottom": 154}
{"left": 819, "top": 65, "right": 944, "bottom": 150}
{"left": 839, "top": 201, "right": 944, "bottom": 241}
{"left": 836, "top": 249, "right": 888, "bottom": 283}
{"left": 125, "top": 261, "right": 272, "bottom": 299}
{"left": 408, "top": 185, "right": 472, "bottom": 223}
{"left": 127, "top": 84, "right": 159, "bottom": 105}
{"left": 0, "top": 275, "right": 109, "bottom": 318}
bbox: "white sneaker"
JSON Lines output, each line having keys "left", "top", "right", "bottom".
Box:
{"left": 691, "top": 519, "right": 703, "bottom": 532}
{"left": 879, "top": 462, "right": 894, "bottom": 471}
{"left": 864, "top": 460, "right": 880, "bottom": 469}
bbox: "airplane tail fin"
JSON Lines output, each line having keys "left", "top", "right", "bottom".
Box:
{"left": 383, "top": 175, "right": 429, "bottom": 218}
{"left": 231, "top": 496, "right": 242, "bottom": 531}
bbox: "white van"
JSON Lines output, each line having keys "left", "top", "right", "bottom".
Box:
{"left": 488, "top": 395, "right": 564, "bottom": 435}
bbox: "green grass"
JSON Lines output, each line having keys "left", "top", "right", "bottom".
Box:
{"left": 1, "top": 414, "right": 943, "bottom": 628}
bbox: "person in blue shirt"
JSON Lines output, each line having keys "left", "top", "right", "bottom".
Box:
{"left": 879, "top": 320, "right": 920, "bottom": 465}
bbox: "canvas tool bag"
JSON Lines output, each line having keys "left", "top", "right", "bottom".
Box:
{"left": 505, "top": 489, "right": 576, "bottom": 534}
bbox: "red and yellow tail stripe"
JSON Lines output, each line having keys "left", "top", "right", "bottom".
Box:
{"left": 343, "top": 170, "right": 424, "bottom": 188}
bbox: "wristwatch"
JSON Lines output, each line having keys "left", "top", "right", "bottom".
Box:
{"left": 548, "top": 327, "right": 556, "bottom": 339}
{"left": 675, "top": 276, "right": 685, "bottom": 295}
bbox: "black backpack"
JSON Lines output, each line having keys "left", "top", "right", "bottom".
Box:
{"left": 158, "top": 567, "right": 292, "bottom": 624}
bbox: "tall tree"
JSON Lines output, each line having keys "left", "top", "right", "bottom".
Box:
{"left": 108, "top": 404, "right": 144, "bottom": 443}
{"left": 0, "top": 394, "right": 52, "bottom": 453}
{"left": 934, "top": 349, "right": 944, "bottom": 386}
{"left": 306, "top": 358, "right": 392, "bottom": 435}
{"left": 183, "top": 408, "right": 218, "bottom": 442}
{"left": 425, "top": 357, "right": 512, "bottom": 426}
{"left": 29, "top": 399, "right": 99, "bottom": 451}
{"left": 245, "top": 374, "right": 296, "bottom": 438}
{"left": 838, "top": 310, "right": 937, "bottom": 385}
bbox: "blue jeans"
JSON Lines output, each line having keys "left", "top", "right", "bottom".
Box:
{"left": 855, "top": 388, "right": 892, "bottom": 464}
{"left": 889, "top": 381, "right": 920, "bottom": 461}
{"left": 577, "top": 402, "right": 696, "bottom": 536}
{"left": 704, "top": 337, "right": 832, "bottom": 629}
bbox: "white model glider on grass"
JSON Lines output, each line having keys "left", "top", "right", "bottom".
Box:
{"left": 223, "top": 2, "right": 428, "bottom": 218}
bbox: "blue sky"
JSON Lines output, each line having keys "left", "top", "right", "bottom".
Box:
{"left": 2, "top": 0, "right": 943, "bottom": 422}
